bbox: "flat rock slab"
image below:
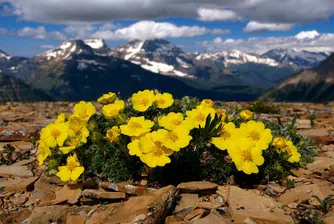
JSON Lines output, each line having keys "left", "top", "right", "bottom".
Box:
{"left": 0, "top": 165, "right": 33, "bottom": 178}
{"left": 218, "top": 186, "right": 294, "bottom": 224}
{"left": 175, "top": 193, "right": 199, "bottom": 213}
{"left": 0, "top": 176, "right": 38, "bottom": 193}
{"left": 86, "top": 185, "right": 177, "bottom": 224}
{"left": 298, "top": 128, "right": 329, "bottom": 137}
{"left": 177, "top": 181, "right": 218, "bottom": 194}
{"left": 0, "top": 141, "right": 33, "bottom": 153}
{"left": 307, "top": 156, "right": 334, "bottom": 172}
{"left": 278, "top": 191, "right": 310, "bottom": 205}
{"left": 51, "top": 184, "right": 83, "bottom": 205}
{"left": 100, "top": 182, "right": 156, "bottom": 195}
{"left": 82, "top": 189, "right": 126, "bottom": 200}
{"left": 193, "top": 209, "right": 228, "bottom": 224}
{"left": 27, "top": 205, "right": 92, "bottom": 224}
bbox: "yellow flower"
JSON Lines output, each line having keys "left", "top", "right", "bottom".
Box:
{"left": 215, "top": 109, "right": 227, "bottom": 122}
{"left": 97, "top": 92, "right": 116, "bottom": 104}
{"left": 72, "top": 101, "right": 96, "bottom": 121}
{"left": 272, "top": 137, "right": 288, "bottom": 148}
{"left": 55, "top": 113, "right": 67, "bottom": 124}
{"left": 37, "top": 141, "right": 51, "bottom": 165}
{"left": 200, "top": 99, "right": 213, "bottom": 108}
{"left": 127, "top": 132, "right": 173, "bottom": 168}
{"left": 68, "top": 118, "right": 89, "bottom": 143}
{"left": 155, "top": 127, "right": 192, "bottom": 152}
{"left": 59, "top": 137, "right": 81, "bottom": 154}
{"left": 158, "top": 112, "right": 192, "bottom": 131}
{"left": 120, "top": 116, "right": 154, "bottom": 137}
{"left": 132, "top": 90, "right": 155, "bottom": 112}
{"left": 211, "top": 122, "right": 237, "bottom": 151}
{"left": 102, "top": 100, "right": 125, "bottom": 119}
{"left": 240, "top": 110, "right": 253, "bottom": 120}
{"left": 154, "top": 93, "right": 174, "bottom": 109}
{"left": 106, "top": 126, "right": 121, "bottom": 143}
{"left": 56, "top": 153, "right": 84, "bottom": 181}
{"left": 185, "top": 106, "right": 216, "bottom": 129}
{"left": 229, "top": 140, "right": 264, "bottom": 174}
{"left": 239, "top": 121, "right": 273, "bottom": 150}
{"left": 40, "top": 123, "right": 69, "bottom": 148}
{"left": 281, "top": 141, "right": 301, "bottom": 163}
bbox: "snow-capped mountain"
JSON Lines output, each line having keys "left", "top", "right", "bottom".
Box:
{"left": 0, "top": 49, "right": 27, "bottom": 74}
{"left": 36, "top": 40, "right": 95, "bottom": 61}
{"left": 84, "top": 38, "right": 110, "bottom": 55}
{"left": 0, "top": 49, "right": 10, "bottom": 60}
{"left": 192, "top": 50, "right": 279, "bottom": 67}
{"left": 261, "top": 53, "right": 334, "bottom": 102}
{"left": 261, "top": 48, "right": 329, "bottom": 69}
{"left": 110, "top": 39, "right": 196, "bottom": 77}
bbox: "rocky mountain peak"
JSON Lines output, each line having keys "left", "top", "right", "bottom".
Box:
{"left": 84, "top": 38, "right": 110, "bottom": 55}
{"left": 0, "top": 49, "right": 11, "bottom": 60}
{"left": 37, "top": 40, "right": 95, "bottom": 61}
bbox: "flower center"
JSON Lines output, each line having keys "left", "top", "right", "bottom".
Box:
{"left": 129, "top": 121, "right": 142, "bottom": 129}
{"left": 195, "top": 113, "right": 206, "bottom": 122}
{"left": 172, "top": 118, "right": 182, "bottom": 126}
{"left": 167, "top": 132, "right": 178, "bottom": 141}
{"left": 151, "top": 142, "right": 164, "bottom": 157}
{"left": 248, "top": 130, "right": 260, "bottom": 141}
{"left": 220, "top": 129, "right": 231, "bottom": 140}
{"left": 51, "top": 129, "right": 61, "bottom": 138}
{"left": 140, "top": 97, "right": 150, "bottom": 106}
{"left": 156, "top": 98, "right": 166, "bottom": 105}
{"left": 67, "top": 161, "right": 77, "bottom": 171}
{"left": 241, "top": 149, "right": 253, "bottom": 162}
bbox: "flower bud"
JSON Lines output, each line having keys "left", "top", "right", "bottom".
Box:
{"left": 240, "top": 110, "right": 253, "bottom": 120}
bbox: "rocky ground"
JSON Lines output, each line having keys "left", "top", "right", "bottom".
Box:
{"left": 0, "top": 102, "right": 333, "bottom": 224}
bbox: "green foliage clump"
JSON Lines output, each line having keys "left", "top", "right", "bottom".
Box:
{"left": 248, "top": 101, "right": 281, "bottom": 114}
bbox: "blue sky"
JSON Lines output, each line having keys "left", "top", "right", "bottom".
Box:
{"left": 1, "top": 0, "right": 334, "bottom": 57}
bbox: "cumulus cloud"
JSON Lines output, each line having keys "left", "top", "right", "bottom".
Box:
{"left": 198, "top": 30, "right": 334, "bottom": 54}
{"left": 64, "top": 25, "right": 94, "bottom": 39}
{"left": 197, "top": 8, "right": 241, "bottom": 21}
{"left": 2, "top": 0, "right": 334, "bottom": 24}
{"left": 243, "top": 21, "right": 295, "bottom": 33}
{"left": 91, "top": 21, "right": 229, "bottom": 40}
{"left": 17, "top": 26, "right": 66, "bottom": 41}
{"left": 295, "top": 30, "right": 320, "bottom": 39}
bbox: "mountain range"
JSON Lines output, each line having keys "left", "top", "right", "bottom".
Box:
{"left": 0, "top": 38, "right": 332, "bottom": 102}
{"left": 261, "top": 53, "right": 334, "bottom": 102}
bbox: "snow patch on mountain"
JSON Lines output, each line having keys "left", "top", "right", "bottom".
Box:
{"left": 77, "top": 59, "right": 107, "bottom": 70}
{"left": 124, "top": 41, "right": 144, "bottom": 60}
{"left": 176, "top": 57, "right": 190, "bottom": 68}
{"left": 195, "top": 50, "right": 279, "bottom": 67}
{"left": 84, "top": 39, "right": 105, "bottom": 49}
{"left": 0, "top": 51, "right": 11, "bottom": 60}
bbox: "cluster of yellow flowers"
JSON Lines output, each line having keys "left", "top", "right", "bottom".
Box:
{"left": 38, "top": 101, "right": 96, "bottom": 181}
{"left": 37, "top": 89, "right": 302, "bottom": 182}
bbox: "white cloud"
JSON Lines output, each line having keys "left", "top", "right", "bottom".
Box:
{"left": 243, "top": 21, "right": 295, "bottom": 33}
{"left": 91, "top": 21, "right": 229, "bottom": 40}
{"left": 295, "top": 30, "right": 320, "bottom": 39}
{"left": 2, "top": 0, "right": 334, "bottom": 24}
{"left": 198, "top": 31, "right": 334, "bottom": 54}
{"left": 40, "top": 45, "right": 55, "bottom": 49}
{"left": 16, "top": 26, "right": 66, "bottom": 41}
{"left": 210, "top": 29, "right": 231, "bottom": 35}
{"left": 197, "top": 8, "right": 241, "bottom": 21}
{"left": 64, "top": 25, "right": 94, "bottom": 39}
